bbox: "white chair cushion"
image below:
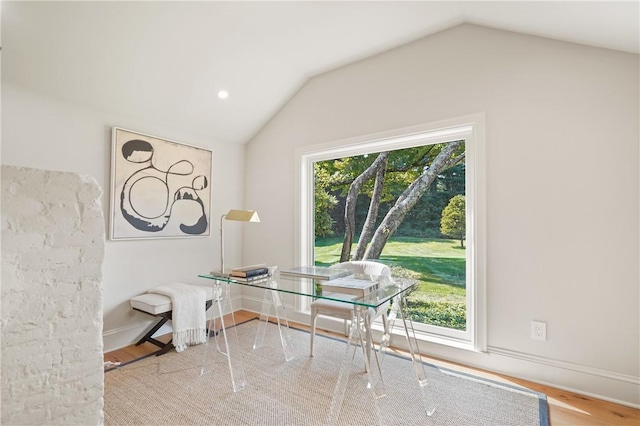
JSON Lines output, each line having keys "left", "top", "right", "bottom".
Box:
{"left": 311, "top": 294, "right": 355, "bottom": 317}
{"left": 130, "top": 286, "right": 215, "bottom": 315}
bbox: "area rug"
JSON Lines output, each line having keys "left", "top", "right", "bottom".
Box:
{"left": 104, "top": 320, "right": 549, "bottom": 425}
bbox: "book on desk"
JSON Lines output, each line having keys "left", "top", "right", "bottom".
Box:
{"left": 230, "top": 264, "right": 269, "bottom": 278}
{"left": 209, "top": 264, "right": 270, "bottom": 281}
{"left": 320, "top": 275, "right": 380, "bottom": 297}
{"left": 229, "top": 274, "right": 269, "bottom": 283}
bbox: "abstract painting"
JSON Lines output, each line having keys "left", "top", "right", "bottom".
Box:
{"left": 110, "top": 127, "right": 212, "bottom": 240}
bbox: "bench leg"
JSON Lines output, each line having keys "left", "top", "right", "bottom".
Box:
{"left": 133, "top": 311, "right": 175, "bottom": 355}
{"left": 135, "top": 314, "right": 170, "bottom": 346}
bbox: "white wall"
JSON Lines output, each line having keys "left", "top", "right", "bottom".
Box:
{"left": 1, "top": 165, "right": 104, "bottom": 425}
{"left": 1, "top": 84, "right": 247, "bottom": 352}
{"left": 244, "top": 24, "right": 640, "bottom": 406}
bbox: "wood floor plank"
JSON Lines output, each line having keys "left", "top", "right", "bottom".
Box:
{"left": 104, "top": 310, "right": 639, "bottom": 425}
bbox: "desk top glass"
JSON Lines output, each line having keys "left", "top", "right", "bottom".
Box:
{"left": 198, "top": 268, "right": 417, "bottom": 309}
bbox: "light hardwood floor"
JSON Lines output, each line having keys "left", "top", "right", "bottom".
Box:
{"left": 104, "top": 310, "right": 639, "bottom": 425}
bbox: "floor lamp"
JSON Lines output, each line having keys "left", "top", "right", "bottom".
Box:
{"left": 219, "top": 209, "right": 260, "bottom": 273}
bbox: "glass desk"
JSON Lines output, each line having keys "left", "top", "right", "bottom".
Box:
{"left": 198, "top": 268, "right": 435, "bottom": 424}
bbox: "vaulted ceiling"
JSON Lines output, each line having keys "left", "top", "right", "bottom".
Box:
{"left": 3, "top": 1, "right": 638, "bottom": 144}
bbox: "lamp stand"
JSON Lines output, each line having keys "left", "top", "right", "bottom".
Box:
{"left": 219, "top": 214, "right": 226, "bottom": 273}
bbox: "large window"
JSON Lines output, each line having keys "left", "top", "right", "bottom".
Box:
{"left": 296, "top": 116, "right": 485, "bottom": 351}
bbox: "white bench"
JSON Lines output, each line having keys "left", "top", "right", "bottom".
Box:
{"left": 130, "top": 285, "right": 216, "bottom": 356}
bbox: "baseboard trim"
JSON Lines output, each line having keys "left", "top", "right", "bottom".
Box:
{"left": 486, "top": 346, "right": 639, "bottom": 409}
{"left": 488, "top": 346, "right": 639, "bottom": 386}
{"left": 103, "top": 322, "right": 153, "bottom": 354}
{"left": 103, "top": 322, "right": 143, "bottom": 339}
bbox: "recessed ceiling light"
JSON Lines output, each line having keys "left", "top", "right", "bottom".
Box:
{"left": 217, "top": 90, "right": 229, "bottom": 99}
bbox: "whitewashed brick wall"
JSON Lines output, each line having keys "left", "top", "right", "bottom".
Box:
{"left": 1, "top": 165, "right": 105, "bottom": 425}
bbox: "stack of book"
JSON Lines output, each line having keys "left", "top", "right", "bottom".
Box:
{"left": 321, "top": 275, "right": 379, "bottom": 297}
{"left": 229, "top": 264, "right": 270, "bottom": 282}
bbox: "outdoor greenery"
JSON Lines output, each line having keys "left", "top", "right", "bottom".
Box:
{"left": 313, "top": 142, "right": 467, "bottom": 331}
{"left": 314, "top": 164, "right": 339, "bottom": 237}
{"left": 440, "top": 194, "right": 466, "bottom": 248}
{"left": 315, "top": 236, "right": 466, "bottom": 330}
{"left": 317, "top": 163, "right": 465, "bottom": 239}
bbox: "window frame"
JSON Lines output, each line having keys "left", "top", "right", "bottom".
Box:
{"left": 294, "top": 114, "right": 486, "bottom": 352}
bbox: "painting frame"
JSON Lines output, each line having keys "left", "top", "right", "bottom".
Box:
{"left": 109, "top": 127, "right": 213, "bottom": 240}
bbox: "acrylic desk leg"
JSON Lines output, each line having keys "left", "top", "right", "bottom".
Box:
{"left": 398, "top": 295, "right": 436, "bottom": 416}
{"left": 326, "top": 312, "right": 358, "bottom": 426}
{"left": 270, "top": 290, "right": 294, "bottom": 361}
{"left": 326, "top": 309, "right": 385, "bottom": 426}
{"left": 252, "top": 288, "right": 294, "bottom": 362}
{"left": 201, "top": 285, "right": 247, "bottom": 393}
{"left": 362, "top": 312, "right": 386, "bottom": 398}
{"left": 378, "top": 301, "right": 400, "bottom": 367}
{"left": 252, "top": 290, "right": 271, "bottom": 350}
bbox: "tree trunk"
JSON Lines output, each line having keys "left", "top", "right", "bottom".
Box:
{"left": 365, "top": 141, "right": 465, "bottom": 259}
{"left": 353, "top": 153, "right": 388, "bottom": 260}
{"left": 340, "top": 152, "right": 390, "bottom": 262}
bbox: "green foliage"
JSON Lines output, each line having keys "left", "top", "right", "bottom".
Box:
{"left": 403, "top": 300, "right": 467, "bottom": 330}
{"left": 440, "top": 194, "right": 466, "bottom": 247}
{"left": 421, "top": 164, "right": 465, "bottom": 232}
{"left": 388, "top": 264, "right": 422, "bottom": 280}
{"left": 329, "top": 154, "right": 376, "bottom": 197}
{"left": 314, "top": 164, "right": 338, "bottom": 237}
{"left": 315, "top": 151, "right": 465, "bottom": 239}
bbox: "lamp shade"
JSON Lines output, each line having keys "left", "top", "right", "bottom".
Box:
{"left": 224, "top": 209, "right": 260, "bottom": 223}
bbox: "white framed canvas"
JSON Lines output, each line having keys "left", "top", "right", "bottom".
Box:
{"left": 110, "top": 127, "right": 212, "bottom": 240}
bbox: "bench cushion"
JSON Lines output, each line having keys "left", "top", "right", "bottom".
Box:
{"left": 130, "top": 286, "right": 215, "bottom": 315}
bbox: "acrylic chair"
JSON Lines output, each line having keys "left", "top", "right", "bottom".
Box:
{"left": 309, "top": 260, "right": 391, "bottom": 360}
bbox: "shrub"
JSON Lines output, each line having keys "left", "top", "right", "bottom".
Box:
{"left": 403, "top": 299, "right": 466, "bottom": 330}
{"left": 389, "top": 265, "right": 422, "bottom": 280}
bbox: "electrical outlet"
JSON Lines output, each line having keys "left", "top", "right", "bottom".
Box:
{"left": 531, "top": 321, "right": 547, "bottom": 341}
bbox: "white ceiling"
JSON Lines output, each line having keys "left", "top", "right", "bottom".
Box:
{"left": 3, "top": 1, "right": 638, "bottom": 145}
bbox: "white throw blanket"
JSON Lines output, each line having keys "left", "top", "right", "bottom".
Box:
{"left": 150, "top": 283, "right": 207, "bottom": 352}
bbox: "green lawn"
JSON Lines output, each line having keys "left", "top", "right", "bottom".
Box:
{"left": 315, "top": 236, "right": 467, "bottom": 330}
